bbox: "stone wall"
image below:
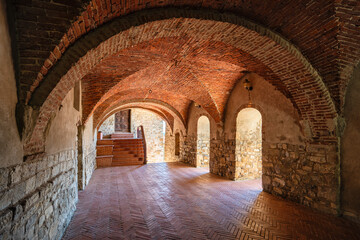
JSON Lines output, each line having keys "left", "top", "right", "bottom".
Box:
{"left": 210, "top": 139, "right": 236, "bottom": 179}
{"left": 210, "top": 73, "right": 339, "bottom": 216}
{"left": 164, "top": 127, "right": 180, "bottom": 163}
{"left": 131, "top": 109, "right": 165, "bottom": 163}
{"left": 98, "top": 114, "right": 115, "bottom": 136}
{"left": 78, "top": 115, "right": 97, "bottom": 189}
{"left": 197, "top": 139, "right": 210, "bottom": 167}
{"left": 182, "top": 103, "right": 217, "bottom": 168}
{"left": 262, "top": 142, "right": 338, "bottom": 214}
{"left": 181, "top": 136, "right": 197, "bottom": 167}
{"left": 0, "top": 149, "right": 78, "bottom": 240}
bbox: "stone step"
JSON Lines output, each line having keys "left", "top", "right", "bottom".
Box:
{"left": 111, "top": 162, "right": 143, "bottom": 166}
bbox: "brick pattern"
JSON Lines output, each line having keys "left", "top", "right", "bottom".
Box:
{"left": 62, "top": 163, "right": 360, "bottom": 240}
{"left": 335, "top": 0, "right": 360, "bottom": 109}
{"left": 95, "top": 100, "right": 180, "bottom": 132}
{"left": 14, "top": 1, "right": 358, "bottom": 110}
{"left": 24, "top": 15, "right": 340, "bottom": 155}
{"left": 81, "top": 39, "right": 247, "bottom": 124}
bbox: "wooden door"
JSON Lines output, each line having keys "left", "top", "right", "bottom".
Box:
{"left": 115, "top": 110, "right": 131, "bottom": 132}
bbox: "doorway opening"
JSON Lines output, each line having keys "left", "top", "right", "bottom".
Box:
{"left": 235, "top": 108, "right": 262, "bottom": 182}
{"left": 197, "top": 116, "right": 210, "bottom": 170}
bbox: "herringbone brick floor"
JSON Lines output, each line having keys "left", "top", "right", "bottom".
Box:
{"left": 62, "top": 163, "right": 360, "bottom": 240}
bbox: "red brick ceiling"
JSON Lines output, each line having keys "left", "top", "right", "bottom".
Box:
{"left": 17, "top": 1, "right": 359, "bottom": 155}
{"left": 96, "top": 103, "right": 180, "bottom": 133}
{"left": 82, "top": 38, "right": 248, "bottom": 124}
{"left": 91, "top": 89, "right": 191, "bottom": 128}
{"left": 13, "top": 0, "right": 359, "bottom": 112}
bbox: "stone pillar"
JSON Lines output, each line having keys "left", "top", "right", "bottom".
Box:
{"left": 77, "top": 124, "right": 85, "bottom": 190}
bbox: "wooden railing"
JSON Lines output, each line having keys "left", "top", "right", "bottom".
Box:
{"left": 137, "top": 125, "right": 147, "bottom": 164}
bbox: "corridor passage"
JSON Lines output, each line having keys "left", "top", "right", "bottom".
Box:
{"left": 62, "top": 163, "right": 360, "bottom": 240}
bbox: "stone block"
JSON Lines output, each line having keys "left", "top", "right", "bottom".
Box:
{"left": 0, "top": 210, "right": 12, "bottom": 232}
{"left": 0, "top": 168, "right": 9, "bottom": 192}
{"left": 36, "top": 160, "right": 47, "bottom": 172}
{"left": 25, "top": 214, "right": 37, "bottom": 233}
{"left": 22, "top": 162, "right": 37, "bottom": 180}
{"left": 0, "top": 188, "right": 13, "bottom": 211}
{"left": 11, "top": 224, "right": 25, "bottom": 240}
{"left": 36, "top": 171, "right": 46, "bottom": 189}
{"left": 25, "top": 176, "right": 36, "bottom": 195}
{"left": 274, "top": 177, "right": 286, "bottom": 187}
{"left": 52, "top": 164, "right": 61, "bottom": 177}
{"left": 273, "top": 187, "right": 283, "bottom": 195}
{"left": 10, "top": 165, "right": 22, "bottom": 186}
{"left": 45, "top": 205, "right": 54, "bottom": 219}
{"left": 49, "top": 222, "right": 59, "bottom": 240}
{"left": 309, "top": 156, "right": 326, "bottom": 163}
{"left": 23, "top": 192, "right": 40, "bottom": 211}
{"left": 12, "top": 181, "right": 26, "bottom": 205}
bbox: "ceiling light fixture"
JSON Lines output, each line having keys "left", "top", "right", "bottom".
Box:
{"left": 243, "top": 79, "right": 253, "bottom": 105}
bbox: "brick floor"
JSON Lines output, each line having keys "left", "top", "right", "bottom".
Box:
{"left": 62, "top": 163, "right": 360, "bottom": 240}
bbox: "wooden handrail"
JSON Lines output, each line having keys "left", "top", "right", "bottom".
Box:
{"left": 137, "top": 125, "right": 147, "bottom": 164}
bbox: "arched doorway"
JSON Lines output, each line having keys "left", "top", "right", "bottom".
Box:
{"left": 197, "top": 116, "right": 210, "bottom": 168}
{"left": 236, "top": 108, "right": 262, "bottom": 180}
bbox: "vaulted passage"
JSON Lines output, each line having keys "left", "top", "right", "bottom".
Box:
{"left": 1, "top": 1, "right": 360, "bottom": 239}
{"left": 62, "top": 163, "right": 360, "bottom": 240}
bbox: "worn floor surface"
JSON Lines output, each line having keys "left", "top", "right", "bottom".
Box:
{"left": 62, "top": 162, "right": 360, "bottom": 240}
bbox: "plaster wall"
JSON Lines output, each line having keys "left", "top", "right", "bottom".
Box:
{"left": 82, "top": 115, "right": 96, "bottom": 187}
{"left": 341, "top": 64, "right": 360, "bottom": 222}
{"left": 45, "top": 88, "right": 81, "bottom": 155}
{"left": 0, "top": 0, "right": 23, "bottom": 168}
{"left": 223, "top": 73, "right": 338, "bottom": 213}
{"left": 224, "top": 73, "right": 304, "bottom": 144}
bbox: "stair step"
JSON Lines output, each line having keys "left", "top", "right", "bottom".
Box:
{"left": 112, "top": 158, "right": 142, "bottom": 162}
{"left": 96, "top": 132, "right": 145, "bottom": 167}
{"left": 111, "top": 163, "right": 143, "bottom": 166}
{"left": 113, "top": 154, "right": 137, "bottom": 158}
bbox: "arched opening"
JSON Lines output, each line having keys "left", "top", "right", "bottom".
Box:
{"left": 197, "top": 116, "right": 210, "bottom": 169}
{"left": 235, "top": 108, "right": 262, "bottom": 181}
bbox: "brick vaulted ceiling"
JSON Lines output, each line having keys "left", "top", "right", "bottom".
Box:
{"left": 82, "top": 38, "right": 249, "bottom": 124}
{"left": 11, "top": 0, "right": 359, "bottom": 110}
{"left": 11, "top": 1, "right": 359, "bottom": 155}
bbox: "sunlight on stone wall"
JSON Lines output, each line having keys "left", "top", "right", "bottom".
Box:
{"left": 131, "top": 109, "right": 165, "bottom": 163}
{"left": 98, "top": 114, "right": 115, "bottom": 136}
{"left": 197, "top": 116, "right": 210, "bottom": 168}
{"left": 235, "top": 108, "right": 262, "bottom": 180}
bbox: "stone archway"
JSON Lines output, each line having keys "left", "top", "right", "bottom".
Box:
{"left": 197, "top": 116, "right": 210, "bottom": 168}
{"left": 235, "top": 108, "right": 262, "bottom": 181}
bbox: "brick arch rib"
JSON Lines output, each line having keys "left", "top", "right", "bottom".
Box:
{"left": 98, "top": 106, "right": 174, "bottom": 134}
{"left": 24, "top": 8, "right": 337, "bottom": 156}
{"left": 95, "top": 99, "right": 187, "bottom": 132}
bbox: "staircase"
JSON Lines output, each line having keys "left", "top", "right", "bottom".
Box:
{"left": 96, "top": 131, "right": 146, "bottom": 167}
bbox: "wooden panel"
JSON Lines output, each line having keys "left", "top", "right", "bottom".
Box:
{"left": 115, "top": 110, "right": 131, "bottom": 132}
